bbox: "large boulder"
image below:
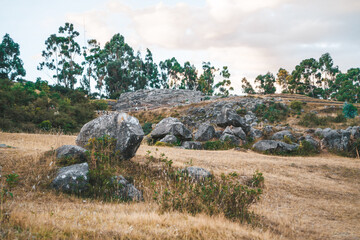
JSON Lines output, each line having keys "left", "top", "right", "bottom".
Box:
{"left": 76, "top": 113, "right": 144, "bottom": 160}
{"left": 55, "top": 145, "right": 87, "bottom": 161}
{"left": 194, "top": 124, "right": 215, "bottom": 141}
{"left": 183, "top": 167, "right": 212, "bottom": 181}
{"left": 51, "top": 163, "right": 89, "bottom": 194}
{"left": 220, "top": 133, "right": 240, "bottom": 145}
{"left": 223, "top": 126, "right": 246, "bottom": 140}
{"left": 182, "top": 141, "right": 203, "bottom": 150}
{"left": 271, "top": 130, "right": 295, "bottom": 142}
{"left": 216, "top": 108, "right": 249, "bottom": 132}
{"left": 159, "top": 135, "right": 178, "bottom": 144}
{"left": 319, "top": 129, "right": 350, "bottom": 151}
{"left": 299, "top": 135, "right": 320, "bottom": 150}
{"left": 151, "top": 117, "right": 192, "bottom": 140}
{"left": 113, "top": 176, "right": 143, "bottom": 201}
{"left": 346, "top": 126, "right": 360, "bottom": 139}
{"left": 253, "top": 140, "right": 299, "bottom": 153}
{"left": 249, "top": 127, "right": 263, "bottom": 140}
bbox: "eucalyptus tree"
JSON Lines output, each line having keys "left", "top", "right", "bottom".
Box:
{"left": 241, "top": 77, "right": 255, "bottom": 94}
{"left": 197, "top": 62, "right": 216, "bottom": 95}
{"left": 38, "top": 23, "right": 83, "bottom": 89}
{"left": 255, "top": 72, "right": 276, "bottom": 94}
{"left": 0, "top": 34, "right": 26, "bottom": 80}
{"left": 214, "top": 66, "right": 233, "bottom": 96}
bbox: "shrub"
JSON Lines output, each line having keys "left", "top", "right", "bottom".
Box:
{"left": 294, "top": 140, "right": 318, "bottom": 156}
{"left": 91, "top": 100, "right": 108, "bottom": 111}
{"left": 290, "top": 101, "right": 303, "bottom": 112}
{"left": 334, "top": 113, "right": 346, "bottom": 123}
{"left": 142, "top": 122, "right": 153, "bottom": 135}
{"left": 146, "top": 153, "right": 264, "bottom": 223}
{"left": 85, "top": 136, "right": 119, "bottom": 200}
{"left": 343, "top": 102, "right": 358, "bottom": 119}
{"left": 299, "top": 112, "right": 346, "bottom": 127}
{"left": 39, "top": 120, "right": 52, "bottom": 131}
{"left": 154, "top": 141, "right": 173, "bottom": 147}
{"left": 203, "top": 139, "right": 237, "bottom": 150}
{"left": 236, "top": 108, "right": 247, "bottom": 116}
{"left": 254, "top": 102, "right": 289, "bottom": 123}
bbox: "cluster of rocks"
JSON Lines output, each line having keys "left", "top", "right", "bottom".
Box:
{"left": 111, "top": 89, "right": 216, "bottom": 112}
{"left": 52, "top": 112, "right": 145, "bottom": 201}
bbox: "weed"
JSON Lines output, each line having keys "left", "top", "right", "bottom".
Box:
{"left": 203, "top": 139, "right": 237, "bottom": 150}
{"left": 290, "top": 101, "right": 303, "bottom": 112}
{"left": 142, "top": 122, "right": 153, "bottom": 135}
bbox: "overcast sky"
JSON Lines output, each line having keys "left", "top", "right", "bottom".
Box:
{"left": 1, "top": 0, "right": 359, "bottom": 93}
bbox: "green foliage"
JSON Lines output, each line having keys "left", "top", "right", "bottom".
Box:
{"left": 294, "top": 140, "right": 318, "bottom": 156}
{"left": 85, "top": 136, "right": 120, "bottom": 200}
{"left": 39, "top": 120, "right": 52, "bottom": 131}
{"left": 38, "top": 23, "right": 83, "bottom": 88}
{"left": 0, "top": 78, "right": 95, "bottom": 133}
{"left": 254, "top": 102, "right": 289, "bottom": 123}
{"left": 145, "top": 153, "right": 263, "bottom": 223}
{"left": 91, "top": 100, "right": 108, "bottom": 110}
{"left": 142, "top": 122, "right": 153, "bottom": 135}
{"left": 154, "top": 141, "right": 173, "bottom": 147}
{"left": 255, "top": 72, "right": 276, "bottom": 94}
{"left": 1, "top": 172, "right": 19, "bottom": 221}
{"left": 202, "top": 139, "right": 237, "bottom": 150}
{"left": 299, "top": 112, "right": 346, "bottom": 128}
{"left": 290, "top": 101, "right": 303, "bottom": 112}
{"left": 0, "top": 34, "right": 26, "bottom": 80}
{"left": 236, "top": 108, "right": 247, "bottom": 116}
{"left": 241, "top": 77, "right": 255, "bottom": 94}
{"left": 343, "top": 102, "right": 358, "bottom": 119}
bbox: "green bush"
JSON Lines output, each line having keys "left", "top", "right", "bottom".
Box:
{"left": 290, "top": 101, "right": 303, "bottom": 112}
{"left": 343, "top": 102, "right": 358, "bottom": 119}
{"left": 236, "top": 108, "right": 247, "bottom": 116}
{"left": 147, "top": 153, "right": 264, "bottom": 223}
{"left": 203, "top": 139, "right": 237, "bottom": 150}
{"left": 91, "top": 100, "right": 108, "bottom": 111}
{"left": 142, "top": 122, "right": 153, "bottom": 135}
{"left": 39, "top": 120, "right": 52, "bottom": 131}
{"left": 299, "top": 112, "right": 346, "bottom": 127}
{"left": 294, "top": 140, "right": 318, "bottom": 156}
{"left": 254, "top": 102, "right": 289, "bottom": 123}
{"left": 334, "top": 113, "right": 346, "bottom": 123}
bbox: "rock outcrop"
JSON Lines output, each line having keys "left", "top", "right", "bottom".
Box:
{"left": 253, "top": 140, "right": 299, "bottom": 153}
{"left": 76, "top": 113, "right": 144, "bottom": 159}
{"left": 151, "top": 117, "right": 192, "bottom": 141}
{"left": 112, "top": 89, "right": 213, "bottom": 112}
{"left": 194, "top": 124, "right": 215, "bottom": 141}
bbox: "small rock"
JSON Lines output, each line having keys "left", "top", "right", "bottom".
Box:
{"left": 55, "top": 145, "right": 87, "bottom": 161}
{"left": 160, "top": 135, "right": 178, "bottom": 144}
{"left": 182, "top": 141, "right": 203, "bottom": 150}
{"left": 113, "top": 176, "right": 143, "bottom": 201}
{"left": 182, "top": 166, "right": 212, "bottom": 181}
{"left": 51, "top": 163, "right": 89, "bottom": 193}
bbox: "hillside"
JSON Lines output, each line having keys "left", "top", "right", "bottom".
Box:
{"left": 0, "top": 132, "right": 359, "bottom": 239}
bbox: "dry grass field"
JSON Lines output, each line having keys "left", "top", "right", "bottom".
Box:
{"left": 1, "top": 132, "right": 360, "bottom": 239}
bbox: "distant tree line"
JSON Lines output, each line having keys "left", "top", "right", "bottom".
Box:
{"left": 241, "top": 53, "right": 360, "bottom": 103}
{"left": 1, "top": 22, "right": 360, "bottom": 102}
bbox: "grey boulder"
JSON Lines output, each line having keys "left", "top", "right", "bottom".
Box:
{"left": 56, "top": 145, "right": 87, "bottom": 161}
{"left": 76, "top": 113, "right": 144, "bottom": 159}
{"left": 182, "top": 141, "right": 203, "bottom": 150}
{"left": 194, "top": 124, "right": 215, "bottom": 141}
{"left": 183, "top": 166, "right": 212, "bottom": 181}
{"left": 113, "top": 176, "right": 143, "bottom": 201}
{"left": 253, "top": 140, "right": 298, "bottom": 153}
{"left": 160, "top": 135, "right": 178, "bottom": 144}
{"left": 319, "top": 129, "right": 350, "bottom": 151}
{"left": 346, "top": 126, "right": 360, "bottom": 139}
{"left": 51, "top": 163, "right": 89, "bottom": 194}
{"left": 249, "top": 127, "right": 263, "bottom": 140}
{"left": 151, "top": 117, "right": 192, "bottom": 141}
{"left": 220, "top": 133, "right": 240, "bottom": 145}
{"left": 299, "top": 135, "right": 319, "bottom": 150}
{"left": 271, "top": 130, "right": 295, "bottom": 142}
{"left": 216, "top": 108, "right": 249, "bottom": 132}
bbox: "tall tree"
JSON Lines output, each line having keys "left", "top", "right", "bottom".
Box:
{"left": 197, "top": 62, "right": 216, "bottom": 95}
{"left": 181, "top": 61, "right": 197, "bottom": 90}
{"left": 144, "top": 49, "right": 161, "bottom": 89}
{"left": 290, "top": 58, "right": 319, "bottom": 96}
{"left": 214, "top": 66, "right": 233, "bottom": 96}
{"left": 38, "top": 23, "right": 83, "bottom": 89}
{"left": 276, "top": 68, "right": 291, "bottom": 93}
{"left": 0, "top": 34, "right": 26, "bottom": 80}
{"left": 159, "top": 58, "right": 182, "bottom": 89}
{"left": 241, "top": 77, "right": 255, "bottom": 94}
{"left": 255, "top": 72, "right": 276, "bottom": 94}
{"left": 330, "top": 68, "right": 360, "bottom": 103}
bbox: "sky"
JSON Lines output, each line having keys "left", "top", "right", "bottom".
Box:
{"left": 1, "top": 0, "right": 359, "bottom": 94}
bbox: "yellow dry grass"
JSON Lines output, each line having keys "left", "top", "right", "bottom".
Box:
{"left": 1, "top": 132, "right": 360, "bottom": 239}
